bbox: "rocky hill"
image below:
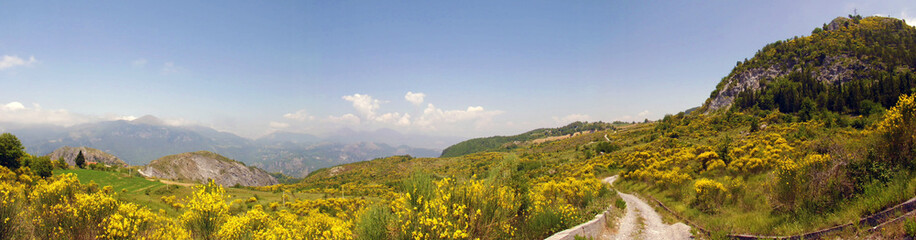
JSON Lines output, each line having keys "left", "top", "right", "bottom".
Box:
{"left": 47, "top": 146, "right": 127, "bottom": 167}
{"left": 704, "top": 16, "right": 916, "bottom": 113}
{"left": 139, "top": 151, "right": 279, "bottom": 187}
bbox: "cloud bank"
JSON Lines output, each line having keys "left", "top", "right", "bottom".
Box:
{"left": 274, "top": 91, "right": 504, "bottom": 136}
{"left": 0, "top": 55, "right": 37, "bottom": 70}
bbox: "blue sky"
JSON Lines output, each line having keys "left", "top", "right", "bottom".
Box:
{"left": 1, "top": 1, "right": 914, "bottom": 139}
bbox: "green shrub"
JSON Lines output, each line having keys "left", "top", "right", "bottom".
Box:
{"left": 905, "top": 217, "right": 916, "bottom": 237}
{"left": 355, "top": 204, "right": 391, "bottom": 240}
{"left": 614, "top": 198, "right": 626, "bottom": 210}
{"left": 574, "top": 235, "right": 593, "bottom": 240}
{"left": 29, "top": 156, "right": 53, "bottom": 178}
{"left": 525, "top": 206, "right": 570, "bottom": 238}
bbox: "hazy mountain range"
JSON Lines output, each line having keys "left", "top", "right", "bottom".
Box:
{"left": 0, "top": 115, "right": 453, "bottom": 177}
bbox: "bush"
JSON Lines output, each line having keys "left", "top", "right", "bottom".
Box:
{"left": 594, "top": 142, "right": 620, "bottom": 154}
{"left": 526, "top": 203, "right": 577, "bottom": 238}
{"left": 905, "top": 216, "right": 916, "bottom": 238}
{"left": 0, "top": 180, "right": 24, "bottom": 239}
{"left": 53, "top": 158, "right": 69, "bottom": 170}
{"left": 391, "top": 177, "right": 521, "bottom": 240}
{"left": 180, "top": 180, "right": 229, "bottom": 240}
{"left": 877, "top": 94, "right": 916, "bottom": 167}
{"left": 355, "top": 204, "right": 391, "bottom": 240}
{"left": 694, "top": 178, "right": 727, "bottom": 212}
{"left": 614, "top": 198, "right": 626, "bottom": 210}
{"left": 29, "top": 156, "right": 53, "bottom": 178}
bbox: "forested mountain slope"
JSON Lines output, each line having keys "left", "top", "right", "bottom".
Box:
{"left": 705, "top": 16, "right": 916, "bottom": 115}
{"left": 440, "top": 121, "right": 619, "bottom": 157}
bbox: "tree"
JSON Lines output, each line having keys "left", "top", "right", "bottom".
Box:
{"left": 75, "top": 151, "right": 86, "bottom": 169}
{"left": 749, "top": 117, "right": 760, "bottom": 132}
{"left": 0, "top": 133, "right": 25, "bottom": 170}
{"left": 30, "top": 156, "right": 53, "bottom": 178}
{"left": 54, "top": 157, "right": 69, "bottom": 170}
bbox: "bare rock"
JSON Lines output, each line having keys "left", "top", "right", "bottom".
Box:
{"left": 47, "top": 146, "right": 127, "bottom": 167}
{"left": 139, "top": 151, "right": 279, "bottom": 187}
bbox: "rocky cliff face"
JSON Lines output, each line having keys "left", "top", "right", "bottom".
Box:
{"left": 706, "top": 65, "right": 789, "bottom": 111}
{"left": 47, "top": 146, "right": 127, "bottom": 167}
{"left": 704, "top": 16, "right": 901, "bottom": 112}
{"left": 139, "top": 151, "right": 279, "bottom": 187}
{"left": 706, "top": 54, "right": 879, "bottom": 112}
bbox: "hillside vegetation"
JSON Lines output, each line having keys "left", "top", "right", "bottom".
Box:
{"left": 440, "top": 121, "right": 620, "bottom": 157}
{"left": 707, "top": 16, "right": 916, "bottom": 113}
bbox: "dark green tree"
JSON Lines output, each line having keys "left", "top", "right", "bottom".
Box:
{"left": 30, "top": 156, "right": 53, "bottom": 178}
{"left": 749, "top": 117, "right": 760, "bottom": 132}
{"left": 75, "top": 150, "right": 86, "bottom": 169}
{"left": 0, "top": 133, "right": 25, "bottom": 170}
{"left": 798, "top": 99, "right": 817, "bottom": 122}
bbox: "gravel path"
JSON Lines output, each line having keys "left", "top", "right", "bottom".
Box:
{"left": 604, "top": 176, "right": 693, "bottom": 240}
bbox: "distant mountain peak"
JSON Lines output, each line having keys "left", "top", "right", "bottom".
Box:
{"left": 131, "top": 115, "right": 165, "bottom": 125}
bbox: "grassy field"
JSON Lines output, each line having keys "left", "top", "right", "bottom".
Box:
{"left": 53, "top": 168, "right": 322, "bottom": 216}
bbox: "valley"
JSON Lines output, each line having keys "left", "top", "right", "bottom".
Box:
{"left": 3, "top": 13, "right": 916, "bottom": 240}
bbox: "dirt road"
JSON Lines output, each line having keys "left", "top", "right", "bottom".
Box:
{"left": 604, "top": 176, "right": 692, "bottom": 240}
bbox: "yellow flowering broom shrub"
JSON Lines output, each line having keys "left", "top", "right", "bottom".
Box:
{"left": 286, "top": 198, "right": 367, "bottom": 220}
{"left": 0, "top": 177, "right": 24, "bottom": 239}
{"left": 180, "top": 180, "right": 229, "bottom": 240}
{"left": 390, "top": 177, "right": 521, "bottom": 240}
{"left": 698, "top": 151, "right": 725, "bottom": 172}
{"left": 101, "top": 202, "right": 190, "bottom": 240}
{"left": 727, "top": 133, "right": 793, "bottom": 173}
{"left": 694, "top": 178, "right": 727, "bottom": 212}
{"left": 28, "top": 173, "right": 119, "bottom": 239}
{"left": 248, "top": 209, "right": 353, "bottom": 240}
{"left": 772, "top": 153, "right": 831, "bottom": 212}
{"left": 215, "top": 206, "right": 273, "bottom": 240}
{"left": 877, "top": 93, "right": 916, "bottom": 165}
{"left": 526, "top": 177, "right": 605, "bottom": 238}
{"left": 620, "top": 149, "right": 692, "bottom": 186}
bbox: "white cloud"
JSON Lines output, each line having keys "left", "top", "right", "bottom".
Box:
{"left": 132, "top": 58, "right": 148, "bottom": 68}
{"left": 415, "top": 103, "right": 503, "bottom": 130}
{"left": 553, "top": 114, "right": 593, "bottom": 124}
{"left": 342, "top": 94, "right": 381, "bottom": 119}
{"left": 269, "top": 121, "right": 290, "bottom": 129}
{"left": 2, "top": 102, "right": 25, "bottom": 111}
{"left": 0, "top": 55, "right": 37, "bottom": 70}
{"left": 637, "top": 110, "right": 650, "bottom": 117}
{"left": 327, "top": 113, "right": 361, "bottom": 126}
{"left": 377, "top": 112, "right": 411, "bottom": 126}
{"left": 112, "top": 115, "right": 138, "bottom": 121}
{"left": 876, "top": 10, "right": 916, "bottom": 26}
{"left": 405, "top": 91, "right": 426, "bottom": 105}
{"left": 278, "top": 93, "right": 506, "bottom": 136}
{"left": 341, "top": 93, "right": 413, "bottom": 125}
{"left": 901, "top": 10, "right": 916, "bottom": 26}
{"left": 283, "top": 109, "right": 315, "bottom": 121}
{"left": 161, "top": 62, "right": 182, "bottom": 75}
{"left": 0, "top": 101, "right": 96, "bottom": 126}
